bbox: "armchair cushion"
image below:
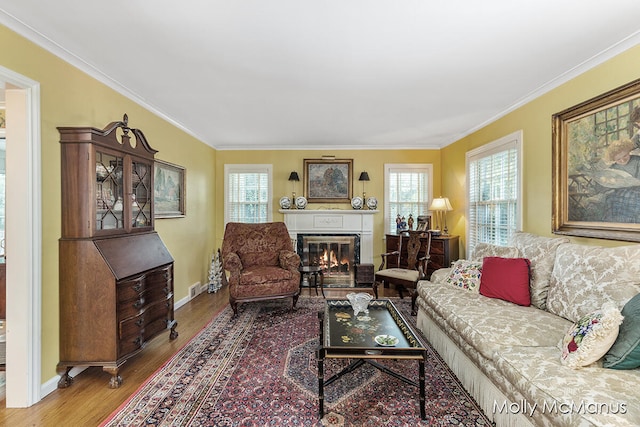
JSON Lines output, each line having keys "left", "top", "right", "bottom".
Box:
{"left": 239, "top": 251, "right": 280, "bottom": 268}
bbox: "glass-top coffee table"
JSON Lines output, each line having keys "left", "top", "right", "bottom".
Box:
{"left": 317, "top": 299, "right": 427, "bottom": 420}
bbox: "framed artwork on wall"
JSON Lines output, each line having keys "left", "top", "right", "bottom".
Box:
{"left": 154, "top": 159, "right": 186, "bottom": 218}
{"left": 552, "top": 78, "right": 640, "bottom": 242}
{"left": 304, "top": 158, "right": 353, "bottom": 203}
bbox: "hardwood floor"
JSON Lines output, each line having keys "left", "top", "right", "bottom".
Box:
{"left": 0, "top": 285, "right": 391, "bottom": 426}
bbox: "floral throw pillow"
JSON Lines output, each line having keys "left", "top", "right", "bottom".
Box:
{"left": 445, "top": 260, "right": 482, "bottom": 292}
{"left": 560, "top": 303, "right": 624, "bottom": 369}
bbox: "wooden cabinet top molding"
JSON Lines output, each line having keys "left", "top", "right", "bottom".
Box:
{"left": 58, "top": 113, "right": 157, "bottom": 160}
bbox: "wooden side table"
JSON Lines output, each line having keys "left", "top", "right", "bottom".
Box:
{"left": 355, "top": 263, "right": 374, "bottom": 288}
{"left": 299, "top": 266, "right": 325, "bottom": 298}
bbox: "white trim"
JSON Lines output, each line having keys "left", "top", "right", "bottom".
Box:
{"left": 0, "top": 65, "right": 42, "bottom": 407}
{"left": 465, "top": 130, "right": 523, "bottom": 255}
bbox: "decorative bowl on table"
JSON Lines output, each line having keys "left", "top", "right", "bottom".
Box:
{"left": 374, "top": 334, "right": 399, "bottom": 347}
{"left": 346, "top": 292, "right": 373, "bottom": 316}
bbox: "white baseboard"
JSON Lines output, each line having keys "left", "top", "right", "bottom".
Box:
{"left": 41, "top": 366, "right": 88, "bottom": 399}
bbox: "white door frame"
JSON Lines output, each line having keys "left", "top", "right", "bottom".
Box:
{"left": 2, "top": 65, "right": 42, "bottom": 407}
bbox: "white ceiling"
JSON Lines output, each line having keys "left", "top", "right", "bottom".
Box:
{"left": 1, "top": 1, "right": 640, "bottom": 150}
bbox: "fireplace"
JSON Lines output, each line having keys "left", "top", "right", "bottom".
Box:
{"left": 297, "top": 234, "right": 360, "bottom": 286}
{"left": 281, "top": 209, "right": 377, "bottom": 286}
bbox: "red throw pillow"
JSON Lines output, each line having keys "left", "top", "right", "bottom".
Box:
{"left": 479, "top": 256, "right": 531, "bottom": 306}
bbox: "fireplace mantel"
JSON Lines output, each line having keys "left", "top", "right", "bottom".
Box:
{"left": 280, "top": 209, "right": 378, "bottom": 264}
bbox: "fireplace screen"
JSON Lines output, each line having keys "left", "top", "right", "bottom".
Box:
{"left": 297, "top": 234, "right": 360, "bottom": 286}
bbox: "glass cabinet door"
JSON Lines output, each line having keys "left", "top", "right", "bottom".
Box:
{"left": 131, "top": 159, "right": 152, "bottom": 228}
{"left": 95, "top": 151, "right": 124, "bottom": 231}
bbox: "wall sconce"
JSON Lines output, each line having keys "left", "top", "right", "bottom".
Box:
{"left": 288, "top": 171, "right": 300, "bottom": 203}
{"left": 429, "top": 197, "right": 453, "bottom": 235}
{"left": 358, "top": 171, "right": 370, "bottom": 200}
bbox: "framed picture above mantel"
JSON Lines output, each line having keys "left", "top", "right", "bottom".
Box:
{"left": 304, "top": 158, "right": 353, "bottom": 203}
{"left": 552, "top": 78, "right": 640, "bottom": 242}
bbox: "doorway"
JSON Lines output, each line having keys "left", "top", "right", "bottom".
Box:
{"left": 0, "top": 67, "right": 42, "bottom": 408}
{"left": 0, "top": 104, "right": 5, "bottom": 398}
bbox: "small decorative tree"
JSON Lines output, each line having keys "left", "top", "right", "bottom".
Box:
{"left": 208, "top": 249, "right": 224, "bottom": 293}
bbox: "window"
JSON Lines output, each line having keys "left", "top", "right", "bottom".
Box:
{"left": 466, "top": 130, "right": 522, "bottom": 255}
{"left": 224, "top": 164, "right": 272, "bottom": 224}
{"left": 384, "top": 164, "right": 433, "bottom": 233}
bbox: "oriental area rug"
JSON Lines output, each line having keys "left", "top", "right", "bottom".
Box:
{"left": 101, "top": 297, "right": 491, "bottom": 426}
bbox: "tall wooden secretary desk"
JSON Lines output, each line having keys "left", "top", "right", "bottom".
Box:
{"left": 57, "top": 115, "right": 177, "bottom": 388}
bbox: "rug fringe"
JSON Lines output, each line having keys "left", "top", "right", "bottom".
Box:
{"left": 417, "top": 311, "right": 535, "bottom": 427}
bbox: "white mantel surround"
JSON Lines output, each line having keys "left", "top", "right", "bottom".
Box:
{"left": 280, "top": 209, "right": 378, "bottom": 264}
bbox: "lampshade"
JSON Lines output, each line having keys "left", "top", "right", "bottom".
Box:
{"left": 429, "top": 197, "right": 453, "bottom": 211}
{"left": 358, "top": 171, "right": 370, "bottom": 181}
{"left": 288, "top": 171, "right": 300, "bottom": 181}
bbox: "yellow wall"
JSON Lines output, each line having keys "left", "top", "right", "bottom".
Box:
{"left": 443, "top": 44, "right": 640, "bottom": 257}
{"left": 1, "top": 26, "right": 217, "bottom": 383}
{"left": 215, "top": 149, "right": 442, "bottom": 259}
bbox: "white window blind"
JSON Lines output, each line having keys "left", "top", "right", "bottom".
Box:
{"left": 224, "top": 164, "right": 272, "bottom": 224}
{"left": 384, "top": 164, "right": 433, "bottom": 234}
{"left": 466, "top": 131, "right": 522, "bottom": 255}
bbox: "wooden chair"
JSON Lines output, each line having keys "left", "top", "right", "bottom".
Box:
{"left": 374, "top": 230, "right": 432, "bottom": 315}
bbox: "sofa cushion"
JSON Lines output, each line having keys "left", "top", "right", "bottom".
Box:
{"left": 417, "top": 281, "right": 570, "bottom": 360}
{"left": 547, "top": 243, "right": 640, "bottom": 322}
{"left": 470, "top": 242, "right": 519, "bottom": 262}
{"left": 494, "top": 345, "right": 640, "bottom": 427}
{"left": 445, "top": 260, "right": 482, "bottom": 292}
{"left": 604, "top": 293, "right": 640, "bottom": 369}
{"left": 560, "top": 303, "right": 623, "bottom": 369}
{"left": 509, "top": 232, "right": 569, "bottom": 310}
{"left": 479, "top": 257, "right": 531, "bottom": 306}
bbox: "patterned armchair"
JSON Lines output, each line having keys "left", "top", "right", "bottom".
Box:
{"left": 222, "top": 222, "right": 301, "bottom": 315}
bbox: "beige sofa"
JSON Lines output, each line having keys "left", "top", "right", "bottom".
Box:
{"left": 415, "top": 232, "right": 640, "bottom": 427}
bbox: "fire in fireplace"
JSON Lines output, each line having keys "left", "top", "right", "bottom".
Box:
{"left": 297, "top": 234, "right": 360, "bottom": 286}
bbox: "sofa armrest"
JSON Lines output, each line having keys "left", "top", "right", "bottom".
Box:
{"left": 223, "top": 252, "right": 243, "bottom": 275}
{"left": 279, "top": 250, "right": 301, "bottom": 271}
{"left": 430, "top": 267, "right": 452, "bottom": 285}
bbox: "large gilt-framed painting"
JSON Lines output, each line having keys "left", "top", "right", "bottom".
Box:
{"left": 304, "top": 158, "right": 353, "bottom": 203}
{"left": 552, "top": 78, "right": 640, "bottom": 242}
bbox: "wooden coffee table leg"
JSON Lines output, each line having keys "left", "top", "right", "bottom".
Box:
{"left": 317, "top": 311, "right": 326, "bottom": 418}
{"left": 419, "top": 356, "right": 426, "bottom": 420}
